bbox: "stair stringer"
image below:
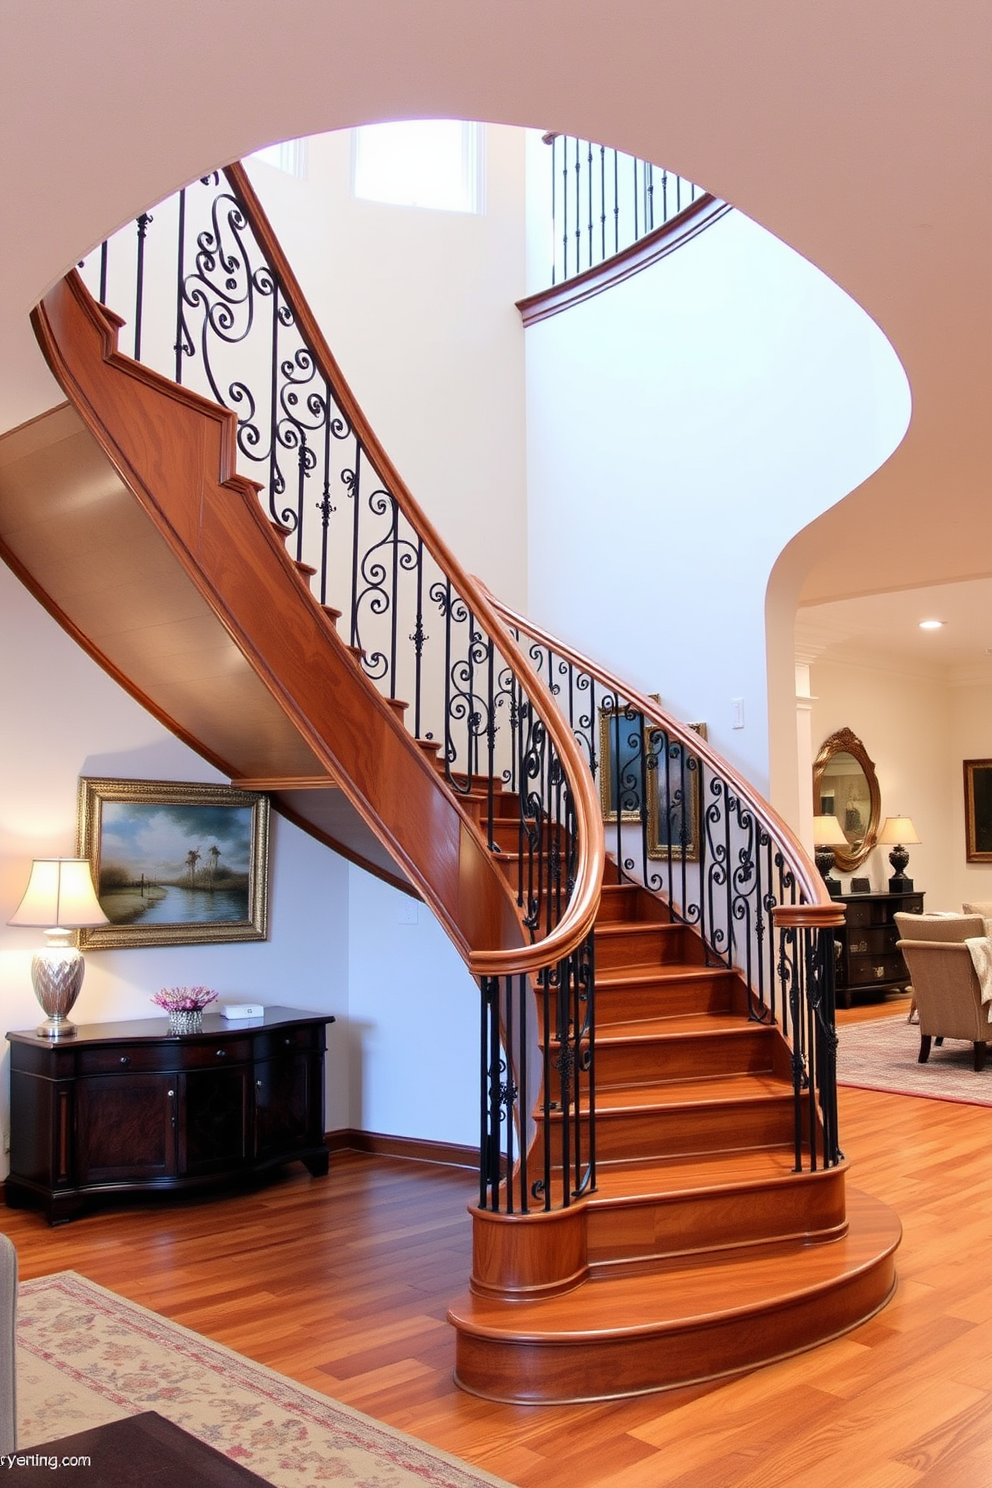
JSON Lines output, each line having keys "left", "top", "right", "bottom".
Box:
{"left": 29, "top": 270, "right": 529, "bottom": 967}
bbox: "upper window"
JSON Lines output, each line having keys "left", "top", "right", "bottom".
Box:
{"left": 353, "top": 121, "right": 483, "bottom": 214}
{"left": 251, "top": 139, "right": 308, "bottom": 179}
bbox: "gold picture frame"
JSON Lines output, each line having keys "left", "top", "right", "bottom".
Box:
{"left": 646, "top": 723, "right": 707, "bottom": 862}
{"left": 76, "top": 778, "right": 270, "bottom": 948}
{"left": 963, "top": 759, "right": 992, "bottom": 863}
{"left": 598, "top": 705, "right": 647, "bottom": 822}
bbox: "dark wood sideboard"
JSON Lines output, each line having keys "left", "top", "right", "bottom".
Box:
{"left": 6, "top": 1006, "right": 333, "bottom": 1223}
{"left": 832, "top": 890, "right": 925, "bottom": 1008}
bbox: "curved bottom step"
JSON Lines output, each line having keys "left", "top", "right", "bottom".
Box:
{"left": 448, "top": 1187, "right": 900, "bottom": 1404}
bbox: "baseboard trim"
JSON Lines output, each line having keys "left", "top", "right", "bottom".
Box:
{"left": 327, "top": 1128, "right": 478, "bottom": 1170}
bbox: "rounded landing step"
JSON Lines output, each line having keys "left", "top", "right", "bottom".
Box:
{"left": 449, "top": 1187, "right": 900, "bottom": 1404}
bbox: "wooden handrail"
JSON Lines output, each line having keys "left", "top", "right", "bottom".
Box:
{"left": 221, "top": 164, "right": 605, "bottom": 977}
{"left": 480, "top": 584, "right": 838, "bottom": 922}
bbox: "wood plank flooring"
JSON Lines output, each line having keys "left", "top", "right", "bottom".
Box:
{"left": 5, "top": 996, "right": 992, "bottom": 1486}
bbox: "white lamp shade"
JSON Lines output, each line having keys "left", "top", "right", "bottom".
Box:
{"left": 812, "top": 814, "right": 846, "bottom": 846}
{"left": 9, "top": 858, "right": 109, "bottom": 929}
{"left": 877, "top": 816, "right": 921, "bottom": 846}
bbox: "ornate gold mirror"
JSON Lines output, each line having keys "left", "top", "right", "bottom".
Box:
{"left": 812, "top": 728, "right": 881, "bottom": 873}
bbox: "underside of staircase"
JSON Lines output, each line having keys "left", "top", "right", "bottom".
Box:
{"left": 0, "top": 196, "right": 901, "bottom": 1405}
{"left": 448, "top": 875, "right": 900, "bottom": 1404}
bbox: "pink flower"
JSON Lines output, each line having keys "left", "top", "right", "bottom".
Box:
{"left": 151, "top": 986, "right": 218, "bottom": 1013}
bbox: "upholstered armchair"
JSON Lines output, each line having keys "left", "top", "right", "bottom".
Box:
{"left": 895, "top": 912, "right": 991, "bottom": 1072}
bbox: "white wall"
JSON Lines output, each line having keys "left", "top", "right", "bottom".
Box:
{"left": 0, "top": 562, "right": 352, "bottom": 1171}
{"left": 524, "top": 208, "right": 911, "bottom": 795}
{"left": 809, "top": 656, "right": 952, "bottom": 903}
{"left": 245, "top": 125, "right": 529, "bottom": 609}
{"left": 346, "top": 868, "right": 478, "bottom": 1144}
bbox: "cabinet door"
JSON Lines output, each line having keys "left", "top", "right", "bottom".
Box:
{"left": 254, "top": 1054, "right": 319, "bottom": 1160}
{"left": 180, "top": 1067, "right": 251, "bottom": 1176}
{"left": 75, "top": 1074, "right": 177, "bottom": 1183}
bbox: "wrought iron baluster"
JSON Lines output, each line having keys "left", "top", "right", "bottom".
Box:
{"left": 573, "top": 138, "right": 581, "bottom": 276}
{"left": 133, "top": 212, "right": 151, "bottom": 361}
{"left": 517, "top": 973, "right": 529, "bottom": 1210}
{"left": 612, "top": 150, "right": 620, "bottom": 256}
{"left": 411, "top": 536, "right": 425, "bottom": 739}
{"left": 174, "top": 189, "right": 187, "bottom": 386}
{"left": 561, "top": 138, "right": 569, "bottom": 281}
{"left": 586, "top": 138, "right": 594, "bottom": 269}
{"left": 599, "top": 145, "right": 607, "bottom": 262}
{"left": 348, "top": 443, "right": 363, "bottom": 650}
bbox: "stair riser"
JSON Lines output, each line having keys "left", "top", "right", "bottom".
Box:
{"left": 586, "top": 1169, "right": 848, "bottom": 1265}
{"left": 540, "top": 1099, "right": 798, "bottom": 1164}
{"left": 485, "top": 818, "right": 560, "bottom": 852}
{"left": 595, "top": 925, "right": 689, "bottom": 970}
{"left": 596, "top": 886, "right": 674, "bottom": 924}
{"left": 595, "top": 1030, "right": 777, "bottom": 1086}
{"left": 452, "top": 1253, "right": 897, "bottom": 1404}
{"left": 595, "top": 976, "right": 744, "bottom": 1022}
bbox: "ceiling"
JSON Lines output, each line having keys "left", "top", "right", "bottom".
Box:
{"left": 797, "top": 578, "right": 992, "bottom": 681}
{"left": 0, "top": 1, "right": 990, "bottom": 661}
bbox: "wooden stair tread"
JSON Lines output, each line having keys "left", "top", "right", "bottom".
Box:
{"left": 594, "top": 1012, "right": 772, "bottom": 1043}
{"left": 596, "top": 963, "right": 736, "bottom": 989}
{"left": 586, "top": 1145, "right": 806, "bottom": 1201}
{"left": 450, "top": 1188, "right": 898, "bottom": 1344}
{"left": 586, "top": 1072, "right": 791, "bottom": 1113}
{"left": 595, "top": 919, "right": 683, "bottom": 941}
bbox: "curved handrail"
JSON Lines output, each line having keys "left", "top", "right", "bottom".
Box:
{"left": 482, "top": 584, "right": 833, "bottom": 917}
{"left": 65, "top": 163, "right": 603, "bottom": 983}
{"left": 483, "top": 587, "right": 844, "bottom": 1172}
{"left": 219, "top": 163, "right": 605, "bottom": 977}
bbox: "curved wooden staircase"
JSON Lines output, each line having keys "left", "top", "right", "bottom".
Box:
{"left": 450, "top": 871, "right": 897, "bottom": 1403}
{"left": 0, "top": 162, "right": 901, "bottom": 1405}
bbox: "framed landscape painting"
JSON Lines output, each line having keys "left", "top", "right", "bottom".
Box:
{"left": 76, "top": 778, "right": 270, "bottom": 948}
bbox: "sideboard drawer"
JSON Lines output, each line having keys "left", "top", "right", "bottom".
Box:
{"left": 76, "top": 1037, "right": 253, "bottom": 1075}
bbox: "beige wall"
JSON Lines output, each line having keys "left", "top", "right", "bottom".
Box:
{"left": 809, "top": 654, "right": 992, "bottom": 910}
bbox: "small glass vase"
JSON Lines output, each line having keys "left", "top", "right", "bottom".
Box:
{"left": 168, "top": 1009, "right": 204, "bottom": 1035}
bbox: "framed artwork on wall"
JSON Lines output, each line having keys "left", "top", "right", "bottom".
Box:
{"left": 646, "top": 722, "right": 708, "bottom": 862}
{"left": 598, "top": 705, "right": 647, "bottom": 822}
{"left": 963, "top": 759, "right": 992, "bottom": 862}
{"left": 76, "top": 778, "right": 270, "bottom": 948}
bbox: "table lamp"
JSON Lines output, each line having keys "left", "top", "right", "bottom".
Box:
{"left": 812, "top": 814, "right": 846, "bottom": 898}
{"left": 877, "top": 816, "right": 921, "bottom": 893}
{"left": 8, "top": 858, "right": 109, "bottom": 1039}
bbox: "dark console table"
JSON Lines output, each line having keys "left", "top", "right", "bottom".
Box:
{"left": 6, "top": 1006, "right": 332, "bottom": 1223}
{"left": 832, "top": 890, "right": 924, "bottom": 1008}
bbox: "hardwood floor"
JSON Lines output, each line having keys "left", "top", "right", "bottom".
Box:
{"left": 5, "top": 994, "right": 991, "bottom": 1487}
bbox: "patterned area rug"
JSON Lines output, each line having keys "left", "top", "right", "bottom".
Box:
{"left": 16, "top": 1272, "right": 511, "bottom": 1487}
{"left": 837, "top": 1015, "right": 992, "bottom": 1106}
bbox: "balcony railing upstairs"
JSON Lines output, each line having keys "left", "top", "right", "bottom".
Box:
{"left": 71, "top": 165, "right": 604, "bottom": 1217}
{"left": 484, "top": 590, "right": 844, "bottom": 1174}
{"left": 543, "top": 132, "right": 705, "bottom": 286}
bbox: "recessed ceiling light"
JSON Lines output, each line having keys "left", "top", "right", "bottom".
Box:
{"left": 918, "top": 619, "right": 944, "bottom": 630}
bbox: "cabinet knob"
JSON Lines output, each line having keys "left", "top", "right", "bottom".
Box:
{"left": 167, "top": 1089, "right": 175, "bottom": 1098}
{"left": 119, "top": 1055, "right": 130, "bottom": 1067}
{"left": 256, "top": 1079, "right": 263, "bottom": 1089}
{"left": 215, "top": 1049, "right": 226, "bottom": 1058}
{"left": 284, "top": 1036, "right": 291, "bottom": 1045}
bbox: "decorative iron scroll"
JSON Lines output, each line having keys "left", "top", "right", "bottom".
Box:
{"left": 492, "top": 601, "right": 843, "bottom": 1173}
{"left": 76, "top": 164, "right": 599, "bottom": 1213}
